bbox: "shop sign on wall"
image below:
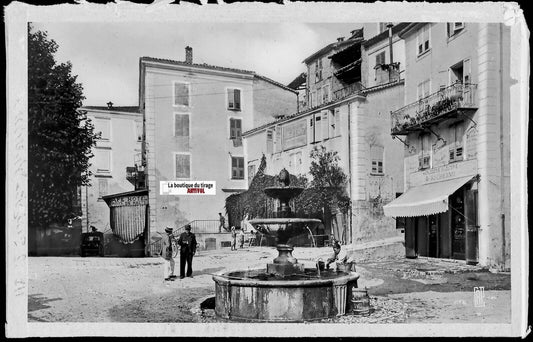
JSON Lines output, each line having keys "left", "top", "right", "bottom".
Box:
{"left": 465, "top": 126, "right": 478, "bottom": 160}
{"left": 410, "top": 159, "right": 477, "bottom": 186}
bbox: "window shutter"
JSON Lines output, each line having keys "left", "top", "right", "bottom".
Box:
{"left": 266, "top": 130, "right": 273, "bottom": 154}
{"left": 175, "top": 154, "right": 190, "bottom": 178}
{"left": 274, "top": 126, "right": 282, "bottom": 152}
{"left": 463, "top": 59, "right": 471, "bottom": 84}
{"left": 236, "top": 119, "right": 241, "bottom": 137}
{"left": 322, "top": 111, "right": 329, "bottom": 140}
{"left": 175, "top": 114, "right": 189, "bottom": 137}
{"left": 335, "top": 108, "right": 341, "bottom": 136}
{"left": 314, "top": 115, "right": 322, "bottom": 141}
{"left": 234, "top": 89, "right": 241, "bottom": 110}
{"left": 175, "top": 83, "right": 189, "bottom": 106}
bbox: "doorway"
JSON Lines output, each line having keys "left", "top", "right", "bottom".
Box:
{"left": 450, "top": 188, "right": 466, "bottom": 260}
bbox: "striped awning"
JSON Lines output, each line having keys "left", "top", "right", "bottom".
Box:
{"left": 383, "top": 175, "right": 476, "bottom": 218}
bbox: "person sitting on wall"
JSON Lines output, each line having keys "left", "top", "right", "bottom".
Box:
{"left": 326, "top": 241, "right": 354, "bottom": 271}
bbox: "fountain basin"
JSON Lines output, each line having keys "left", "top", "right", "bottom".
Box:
{"left": 213, "top": 268, "right": 359, "bottom": 322}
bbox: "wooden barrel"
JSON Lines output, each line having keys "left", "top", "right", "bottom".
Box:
{"left": 351, "top": 288, "right": 371, "bottom": 315}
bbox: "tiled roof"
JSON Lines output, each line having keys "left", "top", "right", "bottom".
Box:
{"left": 302, "top": 37, "right": 363, "bottom": 64}
{"left": 287, "top": 72, "right": 307, "bottom": 90}
{"left": 362, "top": 23, "right": 410, "bottom": 47}
{"left": 141, "top": 56, "right": 296, "bottom": 93}
{"left": 141, "top": 56, "right": 255, "bottom": 75}
{"left": 83, "top": 106, "right": 140, "bottom": 113}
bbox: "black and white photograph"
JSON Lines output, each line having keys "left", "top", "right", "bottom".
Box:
{"left": 5, "top": 1, "right": 529, "bottom": 338}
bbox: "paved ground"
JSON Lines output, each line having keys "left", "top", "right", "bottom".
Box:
{"left": 28, "top": 246, "right": 511, "bottom": 323}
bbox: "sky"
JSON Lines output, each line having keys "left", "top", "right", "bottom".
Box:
{"left": 32, "top": 22, "right": 362, "bottom": 106}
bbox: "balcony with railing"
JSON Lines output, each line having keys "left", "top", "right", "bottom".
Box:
{"left": 332, "top": 82, "right": 363, "bottom": 102}
{"left": 391, "top": 82, "right": 478, "bottom": 135}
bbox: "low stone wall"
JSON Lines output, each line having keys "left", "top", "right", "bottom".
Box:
{"left": 196, "top": 232, "right": 233, "bottom": 250}
{"left": 350, "top": 241, "right": 405, "bottom": 263}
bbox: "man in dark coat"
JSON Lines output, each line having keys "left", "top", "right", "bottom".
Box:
{"left": 177, "top": 224, "right": 197, "bottom": 278}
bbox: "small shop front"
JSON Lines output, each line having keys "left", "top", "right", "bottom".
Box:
{"left": 102, "top": 189, "right": 149, "bottom": 257}
{"left": 384, "top": 160, "right": 479, "bottom": 264}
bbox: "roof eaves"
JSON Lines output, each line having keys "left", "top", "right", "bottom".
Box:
{"left": 253, "top": 74, "right": 298, "bottom": 94}
{"left": 397, "top": 23, "right": 425, "bottom": 39}
{"left": 140, "top": 56, "right": 255, "bottom": 76}
{"left": 302, "top": 38, "right": 360, "bottom": 64}
{"left": 362, "top": 23, "right": 411, "bottom": 47}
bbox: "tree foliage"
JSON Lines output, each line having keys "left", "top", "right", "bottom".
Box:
{"left": 28, "top": 25, "right": 98, "bottom": 228}
{"left": 294, "top": 146, "right": 351, "bottom": 215}
{"left": 225, "top": 146, "right": 350, "bottom": 227}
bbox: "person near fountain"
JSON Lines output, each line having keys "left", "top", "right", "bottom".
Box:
{"left": 326, "top": 241, "right": 354, "bottom": 271}
{"left": 218, "top": 213, "right": 226, "bottom": 232}
{"left": 162, "top": 226, "right": 177, "bottom": 281}
{"left": 230, "top": 226, "right": 237, "bottom": 250}
{"left": 238, "top": 228, "right": 245, "bottom": 249}
{"left": 177, "top": 224, "right": 197, "bottom": 278}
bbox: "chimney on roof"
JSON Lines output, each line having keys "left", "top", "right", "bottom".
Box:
{"left": 337, "top": 37, "right": 345, "bottom": 42}
{"left": 185, "top": 46, "right": 193, "bottom": 64}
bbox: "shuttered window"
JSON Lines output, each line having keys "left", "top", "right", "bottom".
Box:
{"left": 174, "top": 114, "right": 190, "bottom": 138}
{"left": 228, "top": 88, "right": 241, "bottom": 110}
{"left": 447, "top": 22, "right": 465, "bottom": 37}
{"left": 231, "top": 157, "right": 244, "bottom": 179}
{"left": 174, "top": 82, "right": 190, "bottom": 107}
{"left": 370, "top": 145, "right": 384, "bottom": 175}
{"left": 230, "top": 118, "right": 242, "bottom": 139}
{"left": 175, "top": 153, "right": 191, "bottom": 179}
{"left": 417, "top": 25, "right": 430, "bottom": 55}
{"left": 266, "top": 130, "right": 273, "bottom": 154}
{"left": 95, "top": 149, "right": 111, "bottom": 173}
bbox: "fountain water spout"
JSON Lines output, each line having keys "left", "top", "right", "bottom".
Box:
{"left": 316, "top": 258, "right": 324, "bottom": 277}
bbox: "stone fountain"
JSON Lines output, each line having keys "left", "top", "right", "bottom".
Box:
{"left": 212, "top": 169, "right": 359, "bottom": 322}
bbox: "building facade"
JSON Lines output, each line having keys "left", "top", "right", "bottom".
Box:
{"left": 140, "top": 48, "right": 297, "bottom": 249}
{"left": 81, "top": 105, "right": 143, "bottom": 233}
{"left": 244, "top": 25, "right": 407, "bottom": 245}
{"left": 383, "top": 23, "right": 511, "bottom": 269}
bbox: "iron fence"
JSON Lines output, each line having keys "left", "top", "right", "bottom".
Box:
{"left": 391, "top": 82, "right": 477, "bottom": 134}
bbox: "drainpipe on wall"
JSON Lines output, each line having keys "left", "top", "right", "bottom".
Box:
{"left": 387, "top": 22, "right": 394, "bottom": 83}
{"left": 347, "top": 103, "right": 353, "bottom": 244}
{"left": 498, "top": 23, "right": 506, "bottom": 269}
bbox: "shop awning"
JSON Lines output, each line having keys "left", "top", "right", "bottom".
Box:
{"left": 383, "top": 175, "right": 476, "bottom": 218}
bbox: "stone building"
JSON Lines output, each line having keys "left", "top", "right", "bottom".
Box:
{"left": 243, "top": 25, "right": 407, "bottom": 245}
{"left": 139, "top": 47, "right": 297, "bottom": 251}
{"left": 383, "top": 23, "right": 511, "bottom": 269}
{"left": 80, "top": 104, "right": 143, "bottom": 233}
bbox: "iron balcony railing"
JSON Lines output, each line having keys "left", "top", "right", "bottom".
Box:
{"left": 332, "top": 82, "right": 362, "bottom": 102}
{"left": 391, "top": 82, "right": 478, "bottom": 135}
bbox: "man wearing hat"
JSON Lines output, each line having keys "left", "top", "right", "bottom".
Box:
{"left": 162, "top": 226, "right": 177, "bottom": 281}
{"left": 177, "top": 224, "right": 197, "bottom": 278}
